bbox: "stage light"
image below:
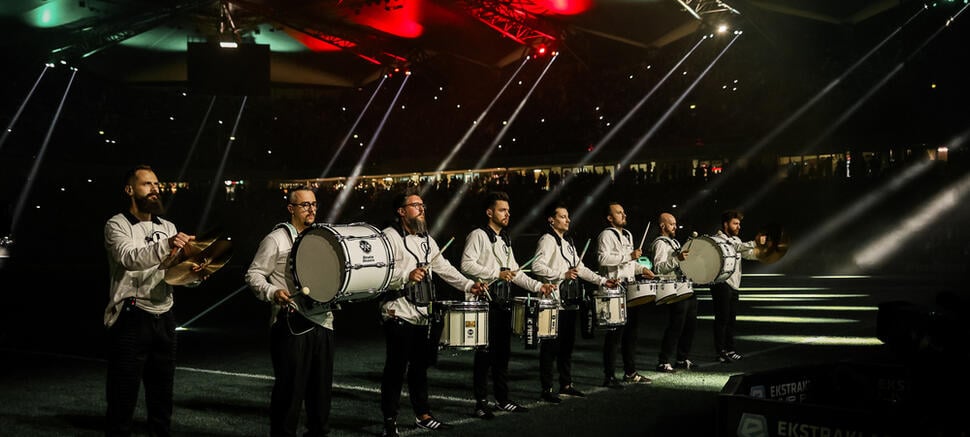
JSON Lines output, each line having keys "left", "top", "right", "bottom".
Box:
{"left": 717, "top": 24, "right": 729, "bottom": 33}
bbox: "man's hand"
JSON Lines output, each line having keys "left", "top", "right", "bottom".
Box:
{"left": 677, "top": 250, "right": 689, "bottom": 262}
{"left": 409, "top": 267, "right": 428, "bottom": 283}
{"left": 565, "top": 267, "right": 579, "bottom": 280}
{"left": 499, "top": 269, "right": 516, "bottom": 282}
{"left": 631, "top": 248, "right": 642, "bottom": 260}
{"left": 470, "top": 282, "right": 487, "bottom": 296}
{"left": 641, "top": 268, "right": 656, "bottom": 280}
{"left": 539, "top": 283, "right": 556, "bottom": 297}
{"left": 273, "top": 289, "right": 293, "bottom": 306}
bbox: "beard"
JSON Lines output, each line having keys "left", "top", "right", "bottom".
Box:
{"left": 135, "top": 194, "right": 165, "bottom": 215}
{"left": 405, "top": 215, "right": 427, "bottom": 235}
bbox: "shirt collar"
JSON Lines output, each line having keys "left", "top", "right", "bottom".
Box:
{"left": 123, "top": 210, "right": 162, "bottom": 225}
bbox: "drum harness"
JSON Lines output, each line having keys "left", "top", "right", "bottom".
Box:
{"left": 483, "top": 226, "right": 513, "bottom": 306}
{"left": 655, "top": 236, "right": 686, "bottom": 280}
{"left": 606, "top": 227, "right": 637, "bottom": 285}
{"left": 546, "top": 229, "right": 584, "bottom": 305}
{"left": 383, "top": 224, "right": 434, "bottom": 304}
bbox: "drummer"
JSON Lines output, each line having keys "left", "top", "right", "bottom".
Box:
{"left": 597, "top": 202, "right": 656, "bottom": 388}
{"left": 651, "top": 212, "right": 697, "bottom": 373}
{"left": 710, "top": 209, "right": 763, "bottom": 363}
{"left": 460, "top": 191, "right": 555, "bottom": 420}
{"left": 532, "top": 202, "right": 618, "bottom": 403}
{"left": 245, "top": 186, "right": 334, "bottom": 436}
{"left": 379, "top": 190, "right": 485, "bottom": 437}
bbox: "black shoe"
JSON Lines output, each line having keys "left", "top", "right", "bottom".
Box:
{"left": 496, "top": 400, "right": 529, "bottom": 413}
{"left": 602, "top": 376, "right": 624, "bottom": 389}
{"left": 560, "top": 384, "right": 587, "bottom": 397}
{"left": 382, "top": 418, "right": 399, "bottom": 437}
{"left": 726, "top": 351, "right": 743, "bottom": 360}
{"left": 540, "top": 389, "right": 561, "bottom": 404}
{"left": 718, "top": 350, "right": 734, "bottom": 363}
{"left": 416, "top": 415, "right": 451, "bottom": 430}
{"left": 474, "top": 401, "right": 494, "bottom": 420}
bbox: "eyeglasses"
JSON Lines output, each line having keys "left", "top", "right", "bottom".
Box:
{"left": 403, "top": 202, "right": 427, "bottom": 210}
{"left": 290, "top": 201, "right": 318, "bottom": 210}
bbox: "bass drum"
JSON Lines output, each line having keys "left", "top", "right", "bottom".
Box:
{"left": 289, "top": 222, "right": 393, "bottom": 304}
{"left": 678, "top": 235, "right": 738, "bottom": 285}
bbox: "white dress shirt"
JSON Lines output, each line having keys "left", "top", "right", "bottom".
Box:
{"left": 461, "top": 227, "right": 544, "bottom": 301}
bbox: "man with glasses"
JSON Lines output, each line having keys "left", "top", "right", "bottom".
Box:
{"left": 246, "top": 187, "right": 335, "bottom": 437}
{"left": 379, "top": 190, "right": 485, "bottom": 437}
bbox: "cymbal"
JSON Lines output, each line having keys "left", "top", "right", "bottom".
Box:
{"left": 754, "top": 224, "right": 790, "bottom": 264}
{"left": 164, "top": 238, "right": 233, "bottom": 286}
{"left": 159, "top": 235, "right": 220, "bottom": 269}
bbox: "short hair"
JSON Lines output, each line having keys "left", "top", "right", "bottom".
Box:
{"left": 721, "top": 209, "right": 744, "bottom": 224}
{"left": 484, "top": 191, "right": 510, "bottom": 211}
{"left": 604, "top": 201, "right": 621, "bottom": 218}
{"left": 391, "top": 187, "right": 420, "bottom": 215}
{"left": 287, "top": 186, "right": 315, "bottom": 203}
{"left": 545, "top": 201, "right": 567, "bottom": 219}
{"left": 123, "top": 164, "right": 153, "bottom": 187}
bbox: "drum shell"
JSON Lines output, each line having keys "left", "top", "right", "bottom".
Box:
{"left": 655, "top": 279, "right": 694, "bottom": 305}
{"left": 512, "top": 297, "right": 558, "bottom": 338}
{"left": 593, "top": 287, "right": 627, "bottom": 328}
{"left": 626, "top": 280, "right": 657, "bottom": 307}
{"left": 678, "top": 235, "right": 739, "bottom": 285}
{"left": 438, "top": 300, "right": 489, "bottom": 349}
{"left": 289, "top": 223, "right": 393, "bottom": 304}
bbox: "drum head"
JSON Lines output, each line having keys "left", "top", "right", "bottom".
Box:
{"left": 290, "top": 226, "right": 344, "bottom": 303}
{"left": 678, "top": 236, "right": 721, "bottom": 284}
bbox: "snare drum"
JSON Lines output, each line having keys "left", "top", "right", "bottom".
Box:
{"left": 289, "top": 223, "right": 393, "bottom": 304}
{"left": 512, "top": 297, "right": 559, "bottom": 339}
{"left": 626, "top": 280, "right": 657, "bottom": 307}
{"left": 654, "top": 278, "right": 694, "bottom": 304}
{"left": 438, "top": 300, "right": 489, "bottom": 349}
{"left": 593, "top": 287, "right": 627, "bottom": 328}
{"left": 678, "top": 234, "right": 738, "bottom": 285}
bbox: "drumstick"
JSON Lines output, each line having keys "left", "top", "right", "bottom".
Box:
{"left": 578, "top": 238, "right": 591, "bottom": 261}
{"left": 427, "top": 236, "right": 455, "bottom": 265}
{"left": 486, "top": 251, "right": 543, "bottom": 288}
{"left": 638, "top": 222, "right": 651, "bottom": 250}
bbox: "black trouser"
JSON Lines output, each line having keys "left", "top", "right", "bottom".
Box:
{"left": 659, "top": 294, "right": 698, "bottom": 364}
{"left": 381, "top": 318, "right": 432, "bottom": 419}
{"left": 105, "top": 304, "right": 176, "bottom": 437}
{"left": 473, "top": 302, "right": 513, "bottom": 403}
{"left": 710, "top": 282, "right": 739, "bottom": 353}
{"left": 603, "top": 304, "right": 641, "bottom": 377}
{"left": 270, "top": 311, "right": 335, "bottom": 437}
{"left": 539, "top": 309, "right": 577, "bottom": 391}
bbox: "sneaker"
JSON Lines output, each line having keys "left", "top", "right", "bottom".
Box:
{"left": 717, "top": 350, "right": 734, "bottom": 363}
{"left": 602, "top": 376, "right": 624, "bottom": 389}
{"left": 656, "top": 363, "right": 676, "bottom": 373}
{"left": 496, "top": 400, "right": 529, "bottom": 413}
{"left": 624, "top": 372, "right": 654, "bottom": 383}
{"left": 474, "top": 401, "right": 494, "bottom": 420}
{"left": 382, "top": 418, "right": 399, "bottom": 437}
{"left": 415, "top": 415, "right": 451, "bottom": 430}
{"left": 726, "top": 351, "right": 743, "bottom": 361}
{"left": 560, "top": 384, "right": 586, "bottom": 397}
{"left": 675, "top": 359, "right": 694, "bottom": 370}
{"left": 540, "top": 389, "right": 561, "bottom": 404}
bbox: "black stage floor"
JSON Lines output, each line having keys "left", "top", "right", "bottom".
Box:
{"left": 1, "top": 273, "right": 966, "bottom": 436}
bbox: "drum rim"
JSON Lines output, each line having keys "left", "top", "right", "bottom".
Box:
{"left": 289, "top": 225, "right": 347, "bottom": 303}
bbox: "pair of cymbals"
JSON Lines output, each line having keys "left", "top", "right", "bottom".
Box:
{"left": 754, "top": 224, "right": 790, "bottom": 264}
{"left": 163, "top": 236, "right": 233, "bottom": 286}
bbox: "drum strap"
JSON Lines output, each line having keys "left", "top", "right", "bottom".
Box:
{"left": 273, "top": 222, "right": 298, "bottom": 243}
{"left": 544, "top": 229, "right": 577, "bottom": 266}
{"left": 607, "top": 228, "right": 634, "bottom": 247}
